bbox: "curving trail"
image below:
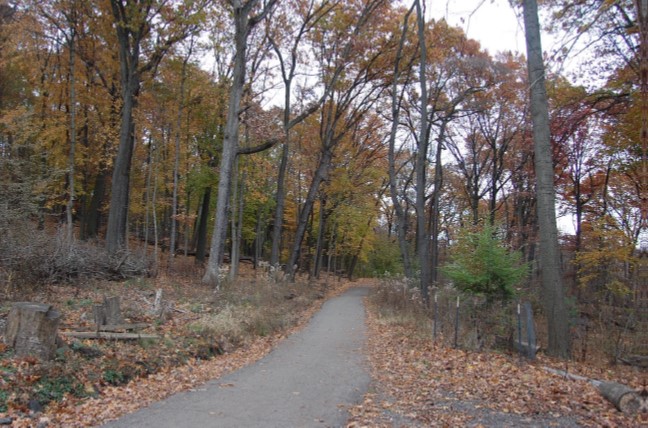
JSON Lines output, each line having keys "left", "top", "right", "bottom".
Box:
{"left": 102, "top": 287, "right": 370, "bottom": 428}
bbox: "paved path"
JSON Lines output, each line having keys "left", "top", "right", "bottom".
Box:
{"left": 103, "top": 287, "right": 370, "bottom": 428}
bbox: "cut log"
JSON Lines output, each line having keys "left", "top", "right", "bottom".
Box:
{"left": 93, "top": 304, "right": 105, "bottom": 328}
{"left": 4, "top": 302, "right": 62, "bottom": 360}
{"left": 544, "top": 367, "right": 641, "bottom": 414}
{"left": 598, "top": 382, "right": 641, "bottom": 414}
{"left": 103, "top": 296, "right": 123, "bottom": 325}
{"left": 97, "top": 323, "right": 149, "bottom": 332}
{"left": 71, "top": 323, "right": 149, "bottom": 332}
{"left": 62, "top": 331, "right": 158, "bottom": 340}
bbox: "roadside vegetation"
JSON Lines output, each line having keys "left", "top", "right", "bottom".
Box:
{"left": 347, "top": 280, "right": 644, "bottom": 427}
{"left": 0, "top": 248, "right": 345, "bottom": 426}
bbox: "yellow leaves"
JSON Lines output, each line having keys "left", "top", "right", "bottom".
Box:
{"left": 574, "top": 217, "right": 638, "bottom": 296}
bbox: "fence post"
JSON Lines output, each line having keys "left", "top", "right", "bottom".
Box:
{"left": 433, "top": 292, "right": 438, "bottom": 341}
{"left": 454, "top": 295, "right": 460, "bottom": 348}
{"left": 517, "top": 301, "right": 523, "bottom": 360}
{"left": 524, "top": 302, "right": 537, "bottom": 360}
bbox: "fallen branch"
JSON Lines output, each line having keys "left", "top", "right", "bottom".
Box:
{"left": 544, "top": 367, "right": 642, "bottom": 414}
{"left": 62, "top": 331, "right": 158, "bottom": 340}
{"left": 617, "top": 355, "right": 648, "bottom": 368}
{"left": 96, "top": 323, "right": 149, "bottom": 332}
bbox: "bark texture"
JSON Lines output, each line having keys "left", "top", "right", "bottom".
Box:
{"left": 203, "top": 0, "right": 276, "bottom": 287}
{"left": 414, "top": 0, "right": 431, "bottom": 305}
{"left": 93, "top": 296, "right": 124, "bottom": 327}
{"left": 522, "top": 0, "right": 571, "bottom": 358}
{"left": 5, "top": 303, "right": 61, "bottom": 360}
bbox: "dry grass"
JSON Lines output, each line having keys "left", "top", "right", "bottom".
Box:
{"left": 0, "top": 254, "right": 338, "bottom": 422}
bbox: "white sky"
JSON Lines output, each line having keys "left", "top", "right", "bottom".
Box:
{"left": 430, "top": 1, "right": 576, "bottom": 233}
{"left": 429, "top": 0, "right": 531, "bottom": 55}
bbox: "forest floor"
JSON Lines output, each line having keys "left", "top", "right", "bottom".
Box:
{"left": 0, "top": 259, "right": 357, "bottom": 427}
{"left": 348, "top": 291, "right": 646, "bottom": 427}
{"left": 0, "top": 264, "right": 646, "bottom": 427}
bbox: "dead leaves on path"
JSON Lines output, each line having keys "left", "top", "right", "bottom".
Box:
{"left": 348, "top": 300, "right": 644, "bottom": 427}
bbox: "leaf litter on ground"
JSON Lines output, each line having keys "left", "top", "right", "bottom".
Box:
{"left": 347, "top": 292, "right": 644, "bottom": 427}
{"left": 0, "top": 265, "right": 357, "bottom": 427}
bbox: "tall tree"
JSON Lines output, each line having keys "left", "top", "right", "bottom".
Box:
{"left": 266, "top": 0, "right": 335, "bottom": 268}
{"left": 522, "top": 0, "right": 571, "bottom": 358}
{"left": 106, "top": 0, "right": 203, "bottom": 253}
{"left": 387, "top": 4, "right": 415, "bottom": 278}
{"left": 169, "top": 39, "right": 195, "bottom": 267}
{"left": 413, "top": 0, "right": 431, "bottom": 304}
{"left": 203, "top": 0, "right": 277, "bottom": 287}
{"left": 284, "top": 0, "right": 390, "bottom": 279}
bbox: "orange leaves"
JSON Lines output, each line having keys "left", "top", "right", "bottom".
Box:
{"left": 350, "top": 295, "right": 643, "bottom": 427}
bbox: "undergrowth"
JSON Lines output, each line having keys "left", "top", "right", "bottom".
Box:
{"left": 0, "top": 270, "right": 329, "bottom": 418}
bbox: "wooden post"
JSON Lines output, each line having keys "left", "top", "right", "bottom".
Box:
{"left": 433, "top": 292, "right": 438, "bottom": 341}
{"left": 454, "top": 296, "right": 460, "bottom": 348}
{"left": 4, "top": 303, "right": 61, "bottom": 360}
{"left": 517, "top": 301, "right": 523, "bottom": 360}
{"left": 524, "top": 302, "right": 537, "bottom": 359}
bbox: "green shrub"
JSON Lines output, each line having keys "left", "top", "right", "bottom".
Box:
{"left": 102, "top": 369, "right": 127, "bottom": 386}
{"left": 442, "top": 224, "right": 527, "bottom": 302}
{"left": 0, "top": 389, "right": 7, "bottom": 413}
{"left": 33, "top": 375, "right": 85, "bottom": 405}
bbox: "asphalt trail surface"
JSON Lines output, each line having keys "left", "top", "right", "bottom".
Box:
{"left": 103, "top": 287, "right": 370, "bottom": 428}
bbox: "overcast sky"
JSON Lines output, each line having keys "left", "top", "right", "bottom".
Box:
{"left": 429, "top": 0, "right": 531, "bottom": 55}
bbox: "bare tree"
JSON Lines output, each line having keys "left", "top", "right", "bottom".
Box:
{"left": 267, "top": 0, "right": 335, "bottom": 268}
{"left": 387, "top": 3, "right": 416, "bottom": 278}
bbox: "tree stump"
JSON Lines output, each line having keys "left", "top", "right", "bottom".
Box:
{"left": 4, "top": 302, "right": 61, "bottom": 360}
{"left": 93, "top": 296, "right": 123, "bottom": 328}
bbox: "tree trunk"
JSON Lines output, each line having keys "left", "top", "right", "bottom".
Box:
{"left": 414, "top": 0, "right": 431, "bottom": 306}
{"left": 5, "top": 303, "right": 61, "bottom": 360}
{"left": 270, "top": 70, "right": 292, "bottom": 268}
{"left": 287, "top": 147, "right": 333, "bottom": 279}
{"left": 254, "top": 199, "right": 267, "bottom": 266}
{"left": 151, "top": 141, "right": 160, "bottom": 273}
{"left": 66, "top": 28, "right": 76, "bottom": 242}
{"left": 169, "top": 45, "right": 191, "bottom": 266}
{"left": 204, "top": 1, "right": 263, "bottom": 287}
{"left": 270, "top": 141, "right": 289, "bottom": 267}
{"left": 312, "top": 196, "right": 327, "bottom": 279}
{"left": 105, "top": 46, "right": 138, "bottom": 253}
{"left": 430, "top": 135, "right": 444, "bottom": 286}
{"left": 522, "top": 0, "right": 571, "bottom": 358}
{"left": 230, "top": 161, "right": 246, "bottom": 281}
{"left": 388, "top": 4, "right": 415, "bottom": 278}
{"left": 144, "top": 137, "right": 153, "bottom": 256}
{"left": 82, "top": 168, "right": 106, "bottom": 240}
{"left": 195, "top": 186, "right": 211, "bottom": 264}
